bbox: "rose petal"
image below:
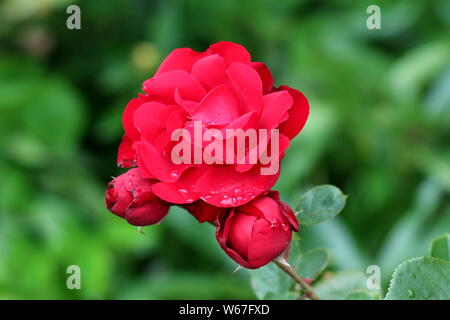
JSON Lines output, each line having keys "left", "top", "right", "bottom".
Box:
{"left": 125, "top": 202, "right": 169, "bottom": 226}
{"left": 207, "top": 41, "right": 251, "bottom": 66}
{"left": 277, "top": 85, "right": 309, "bottom": 140}
{"left": 242, "top": 196, "right": 280, "bottom": 221}
{"left": 195, "top": 166, "right": 279, "bottom": 207}
{"left": 269, "top": 190, "right": 299, "bottom": 232}
{"left": 155, "top": 48, "right": 204, "bottom": 76}
{"left": 143, "top": 70, "right": 206, "bottom": 104}
{"left": 216, "top": 210, "right": 254, "bottom": 268}
{"left": 139, "top": 135, "right": 192, "bottom": 183}
{"left": 133, "top": 101, "right": 167, "bottom": 140}
{"left": 227, "top": 213, "right": 257, "bottom": 259}
{"left": 193, "top": 84, "right": 240, "bottom": 125}
{"left": 117, "top": 134, "right": 138, "bottom": 168}
{"left": 258, "top": 90, "right": 293, "bottom": 129}
{"left": 252, "top": 62, "right": 274, "bottom": 94}
{"left": 123, "top": 97, "right": 148, "bottom": 141}
{"left": 247, "top": 219, "right": 292, "bottom": 268}
{"left": 151, "top": 167, "right": 206, "bottom": 204}
{"left": 174, "top": 89, "right": 198, "bottom": 113}
{"left": 226, "top": 63, "right": 263, "bottom": 114}
{"left": 191, "top": 54, "right": 227, "bottom": 91}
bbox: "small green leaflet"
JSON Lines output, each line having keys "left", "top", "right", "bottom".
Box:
{"left": 296, "top": 185, "right": 347, "bottom": 226}
{"left": 429, "top": 233, "right": 450, "bottom": 261}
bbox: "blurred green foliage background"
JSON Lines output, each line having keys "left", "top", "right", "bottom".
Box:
{"left": 0, "top": 0, "right": 449, "bottom": 299}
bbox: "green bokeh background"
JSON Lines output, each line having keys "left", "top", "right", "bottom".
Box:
{"left": 0, "top": 0, "right": 449, "bottom": 299}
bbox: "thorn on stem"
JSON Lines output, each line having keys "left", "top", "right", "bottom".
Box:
{"left": 231, "top": 266, "right": 242, "bottom": 274}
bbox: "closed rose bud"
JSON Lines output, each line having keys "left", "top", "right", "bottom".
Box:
{"left": 216, "top": 191, "right": 298, "bottom": 269}
{"left": 106, "top": 168, "right": 170, "bottom": 226}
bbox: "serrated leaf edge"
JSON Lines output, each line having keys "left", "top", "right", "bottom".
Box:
{"left": 385, "top": 256, "right": 450, "bottom": 300}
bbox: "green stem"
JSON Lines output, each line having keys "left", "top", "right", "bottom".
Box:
{"left": 274, "top": 259, "right": 320, "bottom": 300}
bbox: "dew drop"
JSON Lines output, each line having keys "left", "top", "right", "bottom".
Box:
{"left": 170, "top": 171, "right": 179, "bottom": 178}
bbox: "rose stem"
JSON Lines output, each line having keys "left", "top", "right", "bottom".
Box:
{"left": 273, "top": 260, "right": 320, "bottom": 300}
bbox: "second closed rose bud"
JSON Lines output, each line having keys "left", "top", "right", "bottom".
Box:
{"left": 216, "top": 191, "right": 299, "bottom": 269}
{"left": 106, "top": 168, "right": 170, "bottom": 226}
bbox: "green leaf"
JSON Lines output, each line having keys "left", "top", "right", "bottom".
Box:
{"left": 345, "top": 289, "right": 379, "bottom": 300}
{"left": 429, "top": 233, "right": 450, "bottom": 261}
{"left": 295, "top": 248, "right": 330, "bottom": 280}
{"left": 385, "top": 257, "right": 450, "bottom": 300}
{"left": 296, "top": 185, "right": 347, "bottom": 226}
{"left": 249, "top": 262, "right": 293, "bottom": 300}
{"left": 313, "top": 270, "right": 368, "bottom": 300}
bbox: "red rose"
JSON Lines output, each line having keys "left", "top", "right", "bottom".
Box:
{"left": 118, "top": 41, "right": 309, "bottom": 208}
{"left": 216, "top": 191, "right": 299, "bottom": 269}
{"left": 106, "top": 168, "right": 170, "bottom": 226}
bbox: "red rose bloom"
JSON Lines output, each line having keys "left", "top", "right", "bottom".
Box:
{"left": 106, "top": 168, "right": 170, "bottom": 226}
{"left": 216, "top": 191, "right": 299, "bottom": 269}
{"left": 118, "top": 41, "right": 309, "bottom": 208}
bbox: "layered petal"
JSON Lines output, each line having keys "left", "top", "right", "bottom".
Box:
{"left": 143, "top": 70, "right": 206, "bottom": 104}
{"left": 122, "top": 96, "right": 148, "bottom": 141}
{"left": 227, "top": 213, "right": 257, "bottom": 259}
{"left": 117, "top": 134, "right": 137, "bottom": 168}
{"left": 258, "top": 90, "right": 293, "bottom": 129}
{"left": 207, "top": 41, "right": 251, "bottom": 66}
{"left": 139, "top": 135, "right": 193, "bottom": 183}
{"left": 155, "top": 48, "right": 204, "bottom": 76}
{"left": 151, "top": 167, "right": 206, "bottom": 204}
{"left": 191, "top": 54, "right": 227, "bottom": 91}
{"left": 195, "top": 166, "right": 279, "bottom": 207}
{"left": 193, "top": 84, "right": 240, "bottom": 125}
{"left": 276, "top": 85, "right": 309, "bottom": 140}
{"left": 252, "top": 62, "right": 274, "bottom": 94}
{"left": 226, "top": 62, "right": 263, "bottom": 114}
{"left": 247, "top": 218, "right": 292, "bottom": 268}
